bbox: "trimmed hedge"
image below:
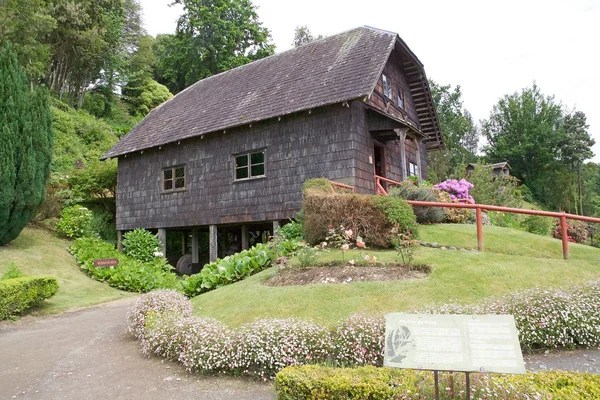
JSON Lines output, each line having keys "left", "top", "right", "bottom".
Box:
{"left": 0, "top": 277, "right": 59, "bottom": 319}
{"left": 275, "top": 365, "right": 600, "bottom": 400}
{"left": 303, "top": 192, "right": 417, "bottom": 247}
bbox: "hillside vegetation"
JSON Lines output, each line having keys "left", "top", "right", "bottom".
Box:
{"left": 191, "top": 224, "right": 600, "bottom": 327}
{"left": 0, "top": 228, "right": 131, "bottom": 316}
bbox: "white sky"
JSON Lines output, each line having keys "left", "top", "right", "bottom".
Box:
{"left": 140, "top": 0, "right": 600, "bottom": 160}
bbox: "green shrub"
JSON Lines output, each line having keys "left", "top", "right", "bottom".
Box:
{"left": 180, "top": 243, "right": 276, "bottom": 297}
{"left": 0, "top": 277, "right": 59, "bottom": 319}
{"left": 90, "top": 210, "right": 117, "bottom": 243}
{"left": 520, "top": 214, "right": 552, "bottom": 236}
{"left": 468, "top": 165, "right": 523, "bottom": 207}
{"left": 303, "top": 193, "right": 417, "bottom": 248}
{"left": 303, "top": 178, "right": 335, "bottom": 194}
{"left": 55, "top": 205, "right": 94, "bottom": 238}
{"left": 296, "top": 245, "right": 321, "bottom": 267}
{"left": 275, "top": 365, "right": 600, "bottom": 400}
{"left": 488, "top": 211, "right": 520, "bottom": 229}
{"left": 280, "top": 219, "right": 303, "bottom": 240}
{"left": 389, "top": 182, "right": 445, "bottom": 223}
{"left": 71, "top": 236, "right": 179, "bottom": 293}
{"left": 122, "top": 228, "right": 161, "bottom": 262}
{"left": 2, "top": 262, "right": 24, "bottom": 280}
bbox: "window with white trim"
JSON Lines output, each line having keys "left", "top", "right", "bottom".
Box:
{"left": 163, "top": 165, "right": 186, "bottom": 191}
{"left": 409, "top": 161, "right": 419, "bottom": 177}
{"left": 382, "top": 74, "right": 392, "bottom": 99}
{"left": 397, "top": 89, "right": 405, "bottom": 109}
{"left": 234, "top": 150, "right": 265, "bottom": 180}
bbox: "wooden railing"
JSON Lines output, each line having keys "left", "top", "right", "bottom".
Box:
{"left": 405, "top": 200, "right": 600, "bottom": 260}
{"left": 375, "top": 175, "right": 402, "bottom": 195}
{"left": 329, "top": 180, "right": 355, "bottom": 192}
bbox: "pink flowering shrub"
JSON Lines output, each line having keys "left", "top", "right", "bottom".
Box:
{"left": 177, "top": 317, "right": 235, "bottom": 373}
{"left": 127, "top": 289, "right": 193, "bottom": 339}
{"left": 434, "top": 179, "right": 475, "bottom": 203}
{"left": 424, "top": 280, "right": 600, "bottom": 350}
{"left": 552, "top": 219, "right": 588, "bottom": 244}
{"left": 333, "top": 314, "right": 385, "bottom": 366}
{"left": 235, "top": 318, "right": 332, "bottom": 379}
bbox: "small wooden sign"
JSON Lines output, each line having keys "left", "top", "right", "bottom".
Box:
{"left": 93, "top": 258, "right": 119, "bottom": 268}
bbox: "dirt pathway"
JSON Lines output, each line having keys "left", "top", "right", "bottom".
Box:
{"left": 0, "top": 298, "right": 275, "bottom": 400}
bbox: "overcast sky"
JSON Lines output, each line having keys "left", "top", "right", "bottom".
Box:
{"left": 140, "top": 0, "right": 600, "bottom": 160}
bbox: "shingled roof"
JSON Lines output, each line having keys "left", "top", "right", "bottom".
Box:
{"left": 103, "top": 26, "right": 441, "bottom": 159}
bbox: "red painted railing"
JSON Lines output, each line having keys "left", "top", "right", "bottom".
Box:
{"left": 375, "top": 175, "right": 402, "bottom": 195}
{"left": 329, "top": 180, "right": 355, "bottom": 192}
{"left": 405, "top": 200, "right": 600, "bottom": 260}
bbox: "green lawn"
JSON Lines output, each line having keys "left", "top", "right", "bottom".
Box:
{"left": 192, "top": 224, "right": 600, "bottom": 327}
{"left": 0, "top": 227, "right": 132, "bottom": 316}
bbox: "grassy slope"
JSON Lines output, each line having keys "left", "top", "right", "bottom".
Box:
{"left": 0, "top": 227, "right": 132, "bottom": 315}
{"left": 191, "top": 224, "right": 600, "bottom": 328}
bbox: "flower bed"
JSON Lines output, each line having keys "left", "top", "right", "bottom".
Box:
{"left": 130, "top": 280, "right": 600, "bottom": 379}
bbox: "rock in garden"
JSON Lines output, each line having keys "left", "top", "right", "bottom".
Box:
{"left": 430, "top": 242, "right": 438, "bottom": 248}
{"left": 441, "top": 247, "right": 447, "bottom": 250}
{"left": 449, "top": 246, "right": 457, "bottom": 250}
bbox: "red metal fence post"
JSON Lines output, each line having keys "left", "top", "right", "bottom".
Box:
{"left": 560, "top": 214, "right": 569, "bottom": 260}
{"left": 476, "top": 207, "right": 483, "bottom": 252}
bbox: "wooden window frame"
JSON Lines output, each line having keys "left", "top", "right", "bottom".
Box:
{"left": 397, "top": 89, "right": 405, "bottom": 110}
{"left": 382, "top": 74, "right": 392, "bottom": 99}
{"left": 162, "top": 165, "right": 186, "bottom": 192}
{"left": 233, "top": 149, "right": 266, "bottom": 182}
{"left": 408, "top": 161, "right": 419, "bottom": 177}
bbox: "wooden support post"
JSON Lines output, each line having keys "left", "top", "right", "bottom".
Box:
{"left": 414, "top": 137, "right": 423, "bottom": 184}
{"left": 181, "top": 232, "right": 186, "bottom": 255}
{"left": 241, "top": 225, "right": 249, "bottom": 250}
{"left": 560, "top": 214, "right": 569, "bottom": 260}
{"left": 433, "top": 370, "right": 439, "bottom": 400}
{"left": 117, "top": 231, "right": 123, "bottom": 252}
{"left": 476, "top": 207, "right": 483, "bottom": 252}
{"left": 191, "top": 229, "right": 199, "bottom": 263}
{"left": 209, "top": 225, "right": 218, "bottom": 262}
{"left": 465, "top": 372, "right": 471, "bottom": 400}
{"left": 157, "top": 228, "right": 167, "bottom": 257}
{"left": 272, "top": 221, "right": 280, "bottom": 237}
{"left": 396, "top": 128, "right": 408, "bottom": 181}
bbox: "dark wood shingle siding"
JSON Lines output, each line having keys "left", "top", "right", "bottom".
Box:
{"left": 116, "top": 105, "right": 356, "bottom": 230}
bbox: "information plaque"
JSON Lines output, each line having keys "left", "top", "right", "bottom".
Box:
{"left": 384, "top": 313, "right": 526, "bottom": 374}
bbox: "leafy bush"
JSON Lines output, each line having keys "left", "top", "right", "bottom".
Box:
{"left": 122, "top": 228, "right": 162, "bottom": 262}
{"left": 389, "top": 181, "right": 445, "bottom": 223}
{"left": 55, "top": 205, "right": 94, "bottom": 238}
{"left": 0, "top": 277, "right": 59, "bottom": 320}
{"left": 437, "top": 191, "right": 470, "bottom": 223}
{"left": 71, "top": 236, "right": 179, "bottom": 293}
{"left": 520, "top": 214, "right": 552, "bottom": 236}
{"left": 303, "top": 178, "right": 334, "bottom": 194}
{"left": 552, "top": 219, "right": 588, "bottom": 244}
{"left": 280, "top": 219, "right": 303, "bottom": 240}
{"left": 235, "top": 318, "right": 332, "bottom": 379}
{"left": 296, "top": 245, "right": 321, "bottom": 267}
{"left": 180, "top": 242, "right": 276, "bottom": 297}
{"left": 275, "top": 365, "right": 600, "bottom": 400}
{"left": 90, "top": 210, "right": 117, "bottom": 244}
{"left": 303, "top": 192, "right": 417, "bottom": 248}
{"left": 2, "top": 262, "right": 24, "bottom": 279}
{"left": 468, "top": 165, "right": 522, "bottom": 207}
{"left": 488, "top": 211, "right": 520, "bottom": 229}
{"left": 126, "top": 289, "right": 193, "bottom": 339}
{"left": 332, "top": 314, "right": 384, "bottom": 367}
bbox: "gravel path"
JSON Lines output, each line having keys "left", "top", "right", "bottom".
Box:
{"left": 0, "top": 298, "right": 275, "bottom": 400}
{"left": 524, "top": 348, "right": 600, "bottom": 374}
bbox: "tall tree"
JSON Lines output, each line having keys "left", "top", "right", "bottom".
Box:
{"left": 0, "top": 0, "right": 56, "bottom": 83}
{"left": 482, "top": 84, "right": 565, "bottom": 201}
{"left": 292, "top": 25, "right": 323, "bottom": 47}
{"left": 157, "top": 0, "right": 275, "bottom": 93}
{"left": 0, "top": 43, "right": 53, "bottom": 244}
{"left": 560, "top": 111, "right": 595, "bottom": 213}
{"left": 427, "top": 80, "right": 478, "bottom": 181}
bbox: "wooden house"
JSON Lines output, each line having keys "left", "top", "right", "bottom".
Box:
{"left": 102, "top": 26, "right": 443, "bottom": 271}
{"left": 466, "top": 162, "right": 511, "bottom": 178}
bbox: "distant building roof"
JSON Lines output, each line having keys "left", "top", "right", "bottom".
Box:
{"left": 102, "top": 26, "right": 442, "bottom": 159}
{"left": 467, "top": 162, "right": 511, "bottom": 170}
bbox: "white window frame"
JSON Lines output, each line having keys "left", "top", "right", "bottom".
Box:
{"left": 382, "top": 74, "right": 392, "bottom": 99}
{"left": 409, "top": 161, "right": 419, "bottom": 178}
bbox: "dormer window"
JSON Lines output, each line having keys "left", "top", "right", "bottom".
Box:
{"left": 397, "top": 90, "right": 405, "bottom": 109}
{"left": 382, "top": 74, "right": 392, "bottom": 99}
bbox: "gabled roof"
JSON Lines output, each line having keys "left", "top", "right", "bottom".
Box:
{"left": 467, "top": 162, "right": 511, "bottom": 170}
{"left": 103, "top": 26, "right": 442, "bottom": 159}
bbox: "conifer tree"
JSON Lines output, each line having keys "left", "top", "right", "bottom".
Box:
{"left": 0, "top": 43, "right": 53, "bottom": 244}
